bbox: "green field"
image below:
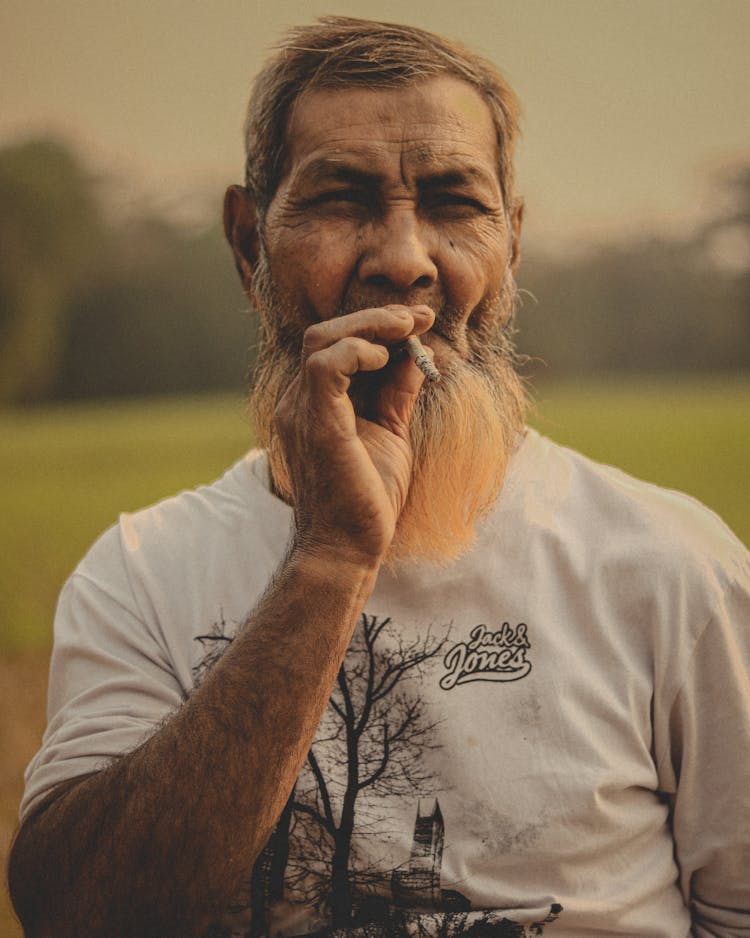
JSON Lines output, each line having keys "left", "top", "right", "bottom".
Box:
{"left": 2, "top": 377, "right": 749, "bottom": 652}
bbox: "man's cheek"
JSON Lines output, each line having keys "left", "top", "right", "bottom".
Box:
{"left": 287, "top": 247, "right": 356, "bottom": 320}
{"left": 440, "top": 242, "right": 501, "bottom": 305}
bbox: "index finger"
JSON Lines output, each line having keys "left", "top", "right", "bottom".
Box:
{"left": 302, "top": 305, "right": 435, "bottom": 356}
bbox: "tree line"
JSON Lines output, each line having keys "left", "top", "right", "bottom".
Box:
{"left": 1, "top": 136, "right": 748, "bottom": 405}
{"left": 0, "top": 137, "right": 251, "bottom": 404}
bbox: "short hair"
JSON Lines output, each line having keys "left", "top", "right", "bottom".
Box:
{"left": 243, "top": 16, "right": 521, "bottom": 220}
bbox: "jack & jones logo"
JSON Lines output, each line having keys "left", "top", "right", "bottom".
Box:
{"left": 439, "top": 622, "right": 532, "bottom": 690}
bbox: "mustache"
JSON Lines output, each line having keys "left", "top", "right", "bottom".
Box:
{"left": 252, "top": 254, "right": 517, "bottom": 377}
{"left": 335, "top": 284, "right": 445, "bottom": 316}
{"left": 337, "top": 279, "right": 517, "bottom": 351}
{"left": 335, "top": 288, "right": 471, "bottom": 343}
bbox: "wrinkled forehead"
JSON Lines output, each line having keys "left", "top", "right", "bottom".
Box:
{"left": 281, "top": 75, "right": 501, "bottom": 188}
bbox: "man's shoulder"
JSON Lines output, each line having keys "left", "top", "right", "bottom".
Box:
{"left": 77, "top": 449, "right": 289, "bottom": 580}
{"left": 509, "top": 429, "right": 748, "bottom": 583}
{"left": 121, "top": 449, "right": 265, "bottom": 536}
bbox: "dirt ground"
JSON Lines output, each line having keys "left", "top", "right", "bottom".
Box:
{"left": 1, "top": 653, "right": 49, "bottom": 938}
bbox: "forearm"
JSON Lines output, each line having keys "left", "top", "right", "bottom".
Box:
{"left": 9, "top": 546, "right": 378, "bottom": 938}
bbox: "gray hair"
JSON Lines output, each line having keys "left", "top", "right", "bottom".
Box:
{"left": 243, "top": 16, "right": 521, "bottom": 220}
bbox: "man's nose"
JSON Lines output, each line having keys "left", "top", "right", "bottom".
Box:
{"left": 357, "top": 207, "right": 438, "bottom": 292}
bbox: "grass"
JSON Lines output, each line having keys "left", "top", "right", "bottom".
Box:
{"left": 2, "top": 377, "right": 749, "bottom": 653}
{"left": 1, "top": 656, "right": 49, "bottom": 938}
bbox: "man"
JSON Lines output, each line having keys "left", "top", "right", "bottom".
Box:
{"left": 8, "top": 16, "right": 750, "bottom": 938}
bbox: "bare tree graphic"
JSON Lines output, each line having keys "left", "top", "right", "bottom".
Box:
{"left": 193, "top": 614, "right": 234, "bottom": 686}
{"left": 282, "top": 613, "right": 448, "bottom": 927}
{"left": 194, "top": 616, "right": 563, "bottom": 938}
{"left": 275, "top": 905, "right": 563, "bottom": 938}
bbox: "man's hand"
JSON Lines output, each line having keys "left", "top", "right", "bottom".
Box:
{"left": 275, "top": 304, "right": 435, "bottom": 566}
{"left": 8, "top": 303, "right": 440, "bottom": 936}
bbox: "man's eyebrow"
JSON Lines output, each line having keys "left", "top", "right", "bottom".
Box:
{"left": 296, "top": 158, "right": 497, "bottom": 189}
{"left": 417, "top": 167, "right": 498, "bottom": 191}
{"left": 297, "top": 159, "right": 384, "bottom": 187}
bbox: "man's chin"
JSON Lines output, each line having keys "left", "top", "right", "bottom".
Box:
{"left": 250, "top": 266, "right": 526, "bottom": 566}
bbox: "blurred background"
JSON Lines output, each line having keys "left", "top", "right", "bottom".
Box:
{"left": 2, "top": 1, "right": 749, "bottom": 933}
{"left": 2, "top": 0, "right": 750, "bottom": 405}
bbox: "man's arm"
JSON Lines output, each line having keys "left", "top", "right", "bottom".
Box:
{"left": 665, "top": 592, "right": 750, "bottom": 935}
{"left": 8, "top": 304, "right": 435, "bottom": 937}
{"left": 9, "top": 552, "right": 375, "bottom": 937}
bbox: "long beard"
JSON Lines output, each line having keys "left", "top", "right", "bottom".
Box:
{"left": 249, "top": 254, "right": 526, "bottom": 565}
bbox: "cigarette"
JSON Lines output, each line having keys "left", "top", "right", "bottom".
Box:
{"left": 405, "top": 335, "right": 441, "bottom": 382}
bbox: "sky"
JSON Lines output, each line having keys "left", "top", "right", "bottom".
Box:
{"left": 2, "top": 0, "right": 749, "bottom": 249}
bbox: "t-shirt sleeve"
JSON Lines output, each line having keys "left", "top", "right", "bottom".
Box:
{"left": 657, "top": 554, "right": 750, "bottom": 935}
{"left": 20, "top": 525, "right": 186, "bottom": 821}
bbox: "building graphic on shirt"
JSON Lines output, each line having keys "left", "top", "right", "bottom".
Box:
{"left": 392, "top": 801, "right": 469, "bottom": 912}
{"left": 393, "top": 800, "right": 445, "bottom": 906}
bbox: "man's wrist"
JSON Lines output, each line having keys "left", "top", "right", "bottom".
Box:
{"left": 285, "top": 535, "right": 383, "bottom": 603}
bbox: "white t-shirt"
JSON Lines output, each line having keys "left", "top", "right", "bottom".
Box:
{"left": 22, "top": 429, "right": 750, "bottom": 937}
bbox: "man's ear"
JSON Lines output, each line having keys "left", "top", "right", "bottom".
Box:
{"left": 509, "top": 198, "right": 524, "bottom": 274}
{"left": 223, "top": 185, "right": 260, "bottom": 290}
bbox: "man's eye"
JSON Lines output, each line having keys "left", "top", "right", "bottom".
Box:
{"left": 424, "top": 193, "right": 487, "bottom": 215}
{"left": 314, "top": 189, "right": 368, "bottom": 205}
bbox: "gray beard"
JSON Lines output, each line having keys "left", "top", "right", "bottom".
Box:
{"left": 248, "top": 252, "right": 527, "bottom": 564}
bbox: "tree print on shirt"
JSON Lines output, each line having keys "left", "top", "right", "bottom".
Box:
{"left": 194, "top": 613, "right": 562, "bottom": 937}
{"left": 252, "top": 613, "right": 449, "bottom": 932}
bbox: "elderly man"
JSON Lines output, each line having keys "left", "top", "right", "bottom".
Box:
{"left": 9, "top": 16, "right": 750, "bottom": 938}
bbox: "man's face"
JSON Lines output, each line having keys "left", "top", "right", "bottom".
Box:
{"left": 259, "top": 75, "right": 521, "bottom": 371}
{"left": 228, "top": 75, "right": 526, "bottom": 563}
